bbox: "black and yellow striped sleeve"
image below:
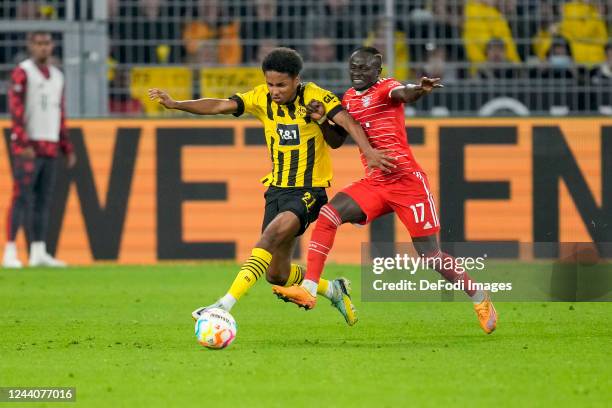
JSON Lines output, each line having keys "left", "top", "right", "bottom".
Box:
{"left": 306, "top": 83, "right": 343, "bottom": 120}
{"left": 229, "top": 94, "right": 245, "bottom": 117}
{"left": 228, "top": 86, "right": 262, "bottom": 118}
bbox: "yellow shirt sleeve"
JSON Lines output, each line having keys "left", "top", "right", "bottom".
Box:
{"left": 229, "top": 85, "right": 264, "bottom": 119}
{"left": 305, "top": 83, "right": 343, "bottom": 121}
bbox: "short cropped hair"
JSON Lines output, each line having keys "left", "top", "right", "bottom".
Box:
{"left": 27, "top": 31, "right": 52, "bottom": 42}
{"left": 261, "top": 47, "right": 303, "bottom": 77}
{"left": 353, "top": 46, "right": 382, "bottom": 57}
{"left": 351, "top": 46, "right": 383, "bottom": 65}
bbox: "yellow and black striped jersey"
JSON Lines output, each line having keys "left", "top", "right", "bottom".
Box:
{"left": 230, "top": 82, "right": 343, "bottom": 188}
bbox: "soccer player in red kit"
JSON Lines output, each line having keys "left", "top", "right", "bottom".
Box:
{"left": 2, "top": 32, "right": 76, "bottom": 268}
{"left": 273, "top": 47, "right": 497, "bottom": 334}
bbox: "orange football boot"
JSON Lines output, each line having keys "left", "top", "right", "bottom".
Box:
{"left": 272, "top": 284, "right": 317, "bottom": 310}
{"left": 473, "top": 292, "right": 498, "bottom": 334}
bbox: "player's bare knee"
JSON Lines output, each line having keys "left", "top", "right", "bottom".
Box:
{"left": 412, "top": 235, "right": 439, "bottom": 258}
{"left": 258, "top": 213, "right": 299, "bottom": 252}
{"left": 329, "top": 193, "right": 364, "bottom": 224}
{"left": 257, "top": 230, "right": 285, "bottom": 253}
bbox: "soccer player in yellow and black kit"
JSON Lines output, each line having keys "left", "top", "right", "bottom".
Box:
{"left": 149, "top": 48, "right": 395, "bottom": 325}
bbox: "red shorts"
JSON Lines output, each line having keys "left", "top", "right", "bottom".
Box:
{"left": 340, "top": 171, "right": 440, "bottom": 237}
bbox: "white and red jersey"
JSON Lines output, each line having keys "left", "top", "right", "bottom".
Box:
{"left": 9, "top": 58, "right": 72, "bottom": 157}
{"left": 342, "top": 77, "right": 421, "bottom": 183}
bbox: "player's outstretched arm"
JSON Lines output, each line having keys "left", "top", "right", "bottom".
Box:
{"left": 148, "top": 88, "right": 238, "bottom": 115}
{"left": 391, "top": 77, "right": 443, "bottom": 104}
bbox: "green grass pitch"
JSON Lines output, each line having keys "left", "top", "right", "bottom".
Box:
{"left": 1, "top": 264, "right": 610, "bottom": 407}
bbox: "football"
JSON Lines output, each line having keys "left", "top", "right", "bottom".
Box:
{"left": 194, "top": 308, "right": 237, "bottom": 349}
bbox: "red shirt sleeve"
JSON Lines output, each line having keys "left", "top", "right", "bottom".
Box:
{"left": 8, "top": 66, "right": 29, "bottom": 154}
{"left": 378, "top": 78, "right": 404, "bottom": 103}
{"left": 58, "top": 88, "right": 73, "bottom": 155}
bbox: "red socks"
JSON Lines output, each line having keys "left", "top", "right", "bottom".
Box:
{"left": 307, "top": 204, "right": 479, "bottom": 299}
{"left": 305, "top": 204, "right": 342, "bottom": 283}
{"left": 425, "top": 249, "right": 478, "bottom": 297}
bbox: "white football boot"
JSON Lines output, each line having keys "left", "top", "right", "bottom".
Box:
{"left": 191, "top": 301, "right": 225, "bottom": 321}
{"left": 192, "top": 293, "right": 237, "bottom": 320}
{"left": 2, "top": 242, "right": 23, "bottom": 268}
{"left": 28, "top": 242, "right": 67, "bottom": 267}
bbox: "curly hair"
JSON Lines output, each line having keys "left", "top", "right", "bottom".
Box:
{"left": 261, "top": 47, "right": 303, "bottom": 77}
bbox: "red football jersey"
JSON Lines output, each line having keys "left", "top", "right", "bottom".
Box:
{"left": 342, "top": 78, "right": 422, "bottom": 183}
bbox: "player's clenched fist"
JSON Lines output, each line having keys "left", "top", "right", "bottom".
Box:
{"left": 148, "top": 88, "right": 178, "bottom": 109}
{"left": 306, "top": 99, "right": 325, "bottom": 122}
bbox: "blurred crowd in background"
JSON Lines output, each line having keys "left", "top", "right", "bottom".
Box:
{"left": 0, "top": 0, "right": 611, "bottom": 116}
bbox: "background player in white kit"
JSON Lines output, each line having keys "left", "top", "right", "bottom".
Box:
{"left": 2, "top": 31, "right": 76, "bottom": 268}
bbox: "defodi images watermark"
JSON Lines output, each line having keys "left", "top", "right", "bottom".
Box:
{"left": 361, "top": 242, "right": 612, "bottom": 302}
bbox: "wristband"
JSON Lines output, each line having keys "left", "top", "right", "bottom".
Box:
{"left": 316, "top": 115, "right": 328, "bottom": 125}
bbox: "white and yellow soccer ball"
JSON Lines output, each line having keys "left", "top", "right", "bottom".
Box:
{"left": 194, "top": 308, "right": 237, "bottom": 349}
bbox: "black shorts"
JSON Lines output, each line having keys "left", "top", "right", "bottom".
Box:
{"left": 262, "top": 186, "right": 328, "bottom": 236}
